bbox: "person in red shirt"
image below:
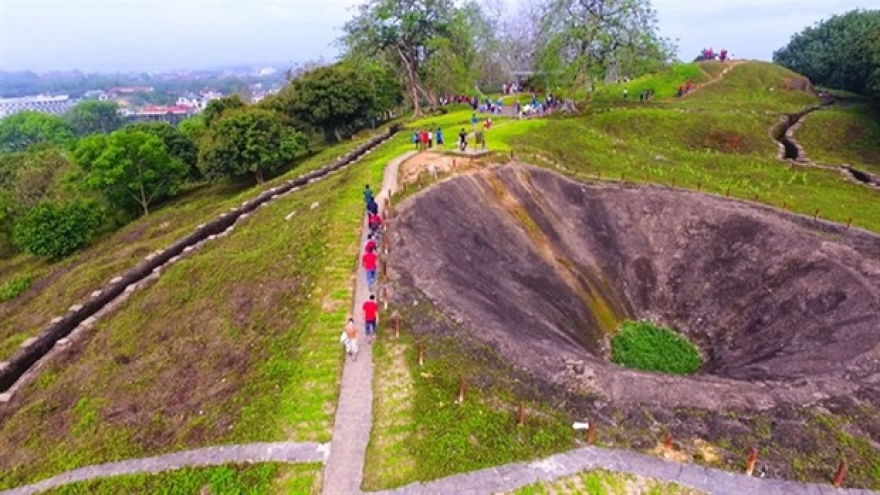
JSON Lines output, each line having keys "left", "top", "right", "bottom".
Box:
{"left": 362, "top": 249, "right": 378, "bottom": 290}
{"left": 419, "top": 130, "right": 429, "bottom": 151}
{"left": 368, "top": 212, "right": 383, "bottom": 236}
{"left": 364, "top": 234, "right": 377, "bottom": 253}
{"left": 363, "top": 294, "right": 379, "bottom": 343}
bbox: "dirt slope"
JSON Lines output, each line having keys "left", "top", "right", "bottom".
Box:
{"left": 388, "top": 164, "right": 880, "bottom": 411}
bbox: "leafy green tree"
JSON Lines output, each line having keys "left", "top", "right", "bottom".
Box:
{"left": 76, "top": 130, "right": 187, "bottom": 216}
{"left": 342, "top": 0, "right": 463, "bottom": 115}
{"left": 11, "top": 147, "right": 75, "bottom": 208}
{"left": 122, "top": 121, "right": 200, "bottom": 179}
{"left": 198, "top": 107, "right": 308, "bottom": 183}
{"left": 65, "top": 100, "right": 122, "bottom": 136}
{"left": 202, "top": 95, "right": 247, "bottom": 128}
{"left": 284, "top": 62, "right": 384, "bottom": 142}
{"left": 0, "top": 189, "right": 19, "bottom": 257}
{"left": 178, "top": 115, "right": 207, "bottom": 143}
{"left": 534, "top": 0, "right": 672, "bottom": 89}
{"left": 12, "top": 199, "right": 104, "bottom": 259}
{"left": 774, "top": 9, "right": 880, "bottom": 96}
{"left": 0, "top": 111, "right": 74, "bottom": 153}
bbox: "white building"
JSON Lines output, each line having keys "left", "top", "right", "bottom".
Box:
{"left": 0, "top": 94, "right": 73, "bottom": 119}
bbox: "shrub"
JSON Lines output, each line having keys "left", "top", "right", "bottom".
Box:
{"left": 0, "top": 275, "right": 32, "bottom": 301}
{"left": 13, "top": 200, "right": 104, "bottom": 260}
{"left": 610, "top": 321, "right": 702, "bottom": 375}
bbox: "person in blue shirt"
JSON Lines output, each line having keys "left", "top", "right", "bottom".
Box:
{"left": 471, "top": 113, "right": 478, "bottom": 129}
{"left": 435, "top": 127, "right": 444, "bottom": 147}
{"left": 363, "top": 185, "right": 373, "bottom": 206}
{"left": 412, "top": 131, "right": 419, "bottom": 150}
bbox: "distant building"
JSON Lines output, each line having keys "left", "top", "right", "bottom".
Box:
{"left": 259, "top": 67, "right": 277, "bottom": 77}
{"left": 109, "top": 86, "right": 155, "bottom": 95}
{"left": 176, "top": 95, "right": 203, "bottom": 110}
{"left": 0, "top": 94, "right": 73, "bottom": 119}
{"left": 128, "top": 105, "right": 194, "bottom": 125}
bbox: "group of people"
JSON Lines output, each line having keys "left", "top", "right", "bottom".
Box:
{"left": 699, "top": 47, "right": 731, "bottom": 62}
{"left": 340, "top": 184, "right": 384, "bottom": 362}
{"left": 676, "top": 80, "right": 696, "bottom": 97}
{"left": 413, "top": 128, "right": 444, "bottom": 151}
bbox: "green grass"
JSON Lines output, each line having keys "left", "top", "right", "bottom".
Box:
{"left": 0, "top": 274, "right": 31, "bottom": 301}
{"left": 506, "top": 469, "right": 704, "bottom": 494}
{"left": 610, "top": 321, "right": 702, "bottom": 375}
{"left": 796, "top": 103, "right": 880, "bottom": 174}
{"left": 39, "top": 463, "right": 319, "bottom": 495}
{"left": 0, "top": 134, "right": 393, "bottom": 489}
{"left": 0, "top": 138, "right": 368, "bottom": 361}
{"left": 364, "top": 301, "right": 574, "bottom": 491}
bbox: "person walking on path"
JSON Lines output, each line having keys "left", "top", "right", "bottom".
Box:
{"left": 340, "top": 318, "right": 359, "bottom": 362}
{"left": 435, "top": 127, "right": 444, "bottom": 148}
{"left": 368, "top": 211, "right": 383, "bottom": 236}
{"left": 363, "top": 294, "right": 379, "bottom": 344}
{"left": 458, "top": 128, "right": 468, "bottom": 152}
{"left": 366, "top": 197, "right": 379, "bottom": 216}
{"left": 363, "top": 185, "right": 374, "bottom": 206}
{"left": 362, "top": 249, "right": 378, "bottom": 291}
{"left": 364, "top": 233, "right": 377, "bottom": 253}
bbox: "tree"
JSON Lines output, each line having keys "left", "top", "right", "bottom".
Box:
{"left": 11, "top": 147, "right": 74, "bottom": 208}
{"left": 12, "top": 199, "right": 104, "bottom": 259}
{"left": 65, "top": 100, "right": 122, "bottom": 136}
{"left": 773, "top": 9, "right": 880, "bottom": 97}
{"left": 285, "top": 62, "right": 384, "bottom": 142}
{"left": 342, "top": 0, "right": 465, "bottom": 116}
{"left": 0, "top": 111, "right": 74, "bottom": 153}
{"left": 178, "top": 115, "right": 207, "bottom": 143}
{"left": 533, "top": 0, "right": 672, "bottom": 89}
{"left": 202, "top": 95, "right": 247, "bottom": 128}
{"left": 198, "top": 107, "right": 308, "bottom": 183}
{"left": 76, "top": 130, "right": 187, "bottom": 216}
{"left": 122, "top": 121, "right": 200, "bottom": 180}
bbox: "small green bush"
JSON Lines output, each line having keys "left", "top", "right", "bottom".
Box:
{"left": 0, "top": 275, "right": 32, "bottom": 301}
{"left": 13, "top": 200, "right": 104, "bottom": 260}
{"left": 611, "top": 321, "right": 702, "bottom": 375}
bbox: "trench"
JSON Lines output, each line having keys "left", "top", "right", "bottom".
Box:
{"left": 844, "top": 166, "right": 879, "bottom": 187}
{"left": 0, "top": 126, "right": 400, "bottom": 395}
{"left": 771, "top": 104, "right": 827, "bottom": 161}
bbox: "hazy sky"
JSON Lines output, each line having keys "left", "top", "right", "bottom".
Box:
{"left": 0, "top": 0, "right": 871, "bottom": 73}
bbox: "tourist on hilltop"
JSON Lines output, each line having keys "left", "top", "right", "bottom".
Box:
{"left": 364, "top": 234, "right": 377, "bottom": 253}
{"left": 366, "top": 196, "right": 379, "bottom": 216}
{"left": 362, "top": 247, "right": 378, "bottom": 291}
{"left": 363, "top": 184, "right": 373, "bottom": 205}
{"left": 368, "top": 211, "right": 383, "bottom": 236}
{"left": 363, "top": 294, "right": 379, "bottom": 344}
{"left": 340, "top": 318, "right": 359, "bottom": 362}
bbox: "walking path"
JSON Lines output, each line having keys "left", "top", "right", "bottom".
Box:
{"left": 373, "top": 446, "right": 876, "bottom": 495}
{"left": 0, "top": 442, "right": 327, "bottom": 495}
{"left": 321, "top": 151, "right": 416, "bottom": 495}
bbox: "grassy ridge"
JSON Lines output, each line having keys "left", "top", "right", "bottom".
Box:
{"left": 0, "top": 140, "right": 364, "bottom": 361}
{"left": 40, "top": 463, "right": 319, "bottom": 495}
{"left": 507, "top": 469, "right": 703, "bottom": 495}
{"left": 796, "top": 103, "right": 880, "bottom": 174}
{"left": 0, "top": 135, "right": 393, "bottom": 489}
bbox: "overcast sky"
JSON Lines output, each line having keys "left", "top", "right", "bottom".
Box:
{"left": 0, "top": 0, "right": 871, "bottom": 73}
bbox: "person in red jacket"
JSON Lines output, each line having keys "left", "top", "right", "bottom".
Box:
{"left": 362, "top": 249, "right": 378, "bottom": 291}
{"left": 368, "top": 212, "right": 383, "bottom": 236}
{"left": 363, "top": 294, "right": 379, "bottom": 343}
{"left": 364, "top": 234, "right": 377, "bottom": 253}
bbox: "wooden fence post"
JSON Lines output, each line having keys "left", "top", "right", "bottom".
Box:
{"left": 457, "top": 376, "right": 467, "bottom": 404}
{"left": 587, "top": 421, "right": 597, "bottom": 444}
{"left": 418, "top": 342, "right": 424, "bottom": 366}
{"left": 393, "top": 311, "right": 400, "bottom": 339}
{"left": 517, "top": 403, "right": 525, "bottom": 426}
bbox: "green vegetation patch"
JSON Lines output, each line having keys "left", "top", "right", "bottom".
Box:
{"left": 40, "top": 463, "right": 319, "bottom": 495}
{"left": 611, "top": 321, "right": 702, "bottom": 375}
{"left": 364, "top": 292, "right": 573, "bottom": 491}
{"left": 0, "top": 274, "right": 32, "bottom": 301}
{"left": 507, "top": 468, "right": 704, "bottom": 495}
{"left": 796, "top": 104, "right": 880, "bottom": 174}
{"left": 0, "top": 136, "right": 389, "bottom": 489}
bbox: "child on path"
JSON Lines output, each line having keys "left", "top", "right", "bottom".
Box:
{"left": 362, "top": 249, "right": 378, "bottom": 291}
{"left": 340, "top": 318, "right": 359, "bottom": 362}
{"left": 363, "top": 294, "right": 379, "bottom": 344}
{"left": 368, "top": 211, "right": 383, "bottom": 235}
{"left": 364, "top": 234, "right": 377, "bottom": 253}
{"left": 363, "top": 185, "right": 373, "bottom": 205}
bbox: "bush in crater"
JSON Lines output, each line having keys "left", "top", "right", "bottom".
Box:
{"left": 611, "top": 321, "right": 702, "bottom": 375}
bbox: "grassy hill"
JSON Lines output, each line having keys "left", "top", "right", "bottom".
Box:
{"left": 796, "top": 102, "right": 880, "bottom": 174}
{"left": 2, "top": 60, "right": 879, "bottom": 492}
